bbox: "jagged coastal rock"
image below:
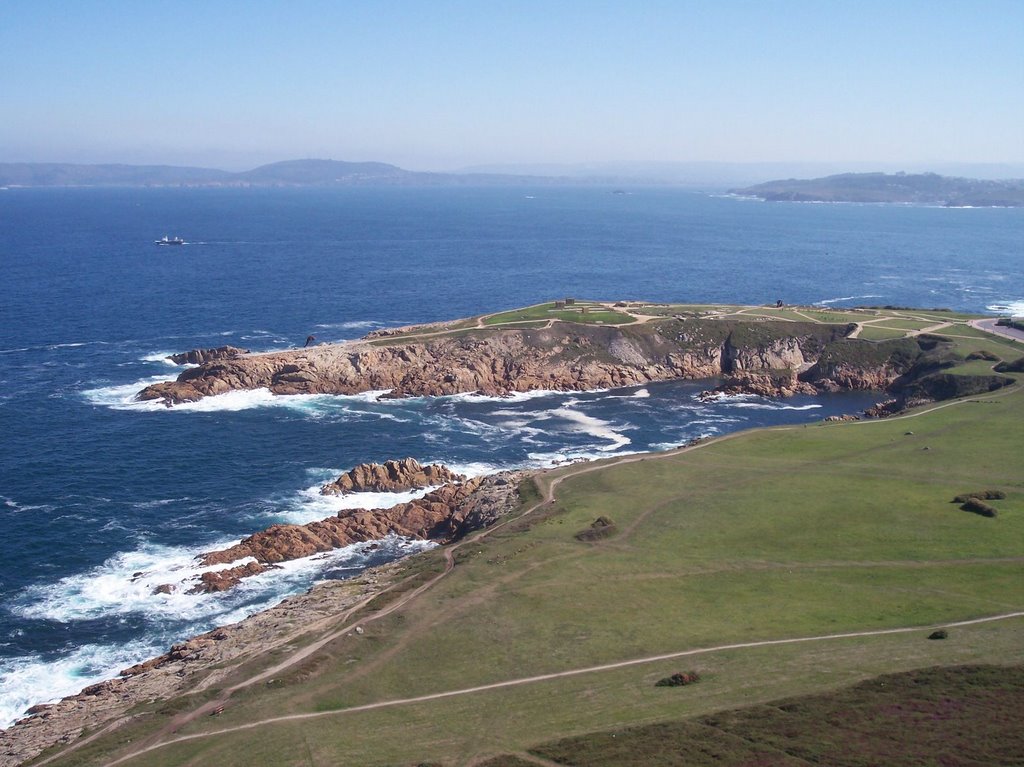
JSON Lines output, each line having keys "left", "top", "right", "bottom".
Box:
{"left": 188, "top": 472, "right": 524, "bottom": 593}
{"left": 320, "top": 457, "right": 465, "bottom": 496}
{"left": 138, "top": 320, "right": 855, "bottom": 405}
{"left": 168, "top": 345, "right": 249, "bottom": 365}
{"left": 138, "top": 317, "right": 1012, "bottom": 416}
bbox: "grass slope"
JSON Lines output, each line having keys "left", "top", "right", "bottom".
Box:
{"left": 515, "top": 664, "right": 1024, "bottom": 766}
{"left": 37, "top": 324, "right": 1023, "bottom": 767}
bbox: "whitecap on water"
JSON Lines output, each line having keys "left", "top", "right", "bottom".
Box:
{"left": 0, "top": 638, "right": 162, "bottom": 728}
{"left": 987, "top": 300, "right": 1024, "bottom": 316}
{"left": 0, "top": 534, "right": 437, "bottom": 728}
{"left": 548, "top": 407, "right": 632, "bottom": 451}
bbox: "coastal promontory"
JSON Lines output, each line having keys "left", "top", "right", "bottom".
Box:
{"left": 138, "top": 301, "right": 1013, "bottom": 412}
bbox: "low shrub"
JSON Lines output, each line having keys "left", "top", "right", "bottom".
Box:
{"left": 994, "top": 356, "right": 1024, "bottom": 373}
{"left": 575, "top": 516, "right": 617, "bottom": 541}
{"left": 928, "top": 630, "right": 949, "bottom": 640}
{"left": 961, "top": 498, "right": 998, "bottom": 518}
{"left": 965, "top": 350, "right": 1001, "bottom": 361}
{"left": 953, "top": 490, "right": 1006, "bottom": 503}
{"left": 656, "top": 671, "right": 701, "bottom": 687}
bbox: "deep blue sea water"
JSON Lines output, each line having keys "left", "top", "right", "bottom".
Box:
{"left": 1, "top": 186, "right": 1022, "bottom": 725}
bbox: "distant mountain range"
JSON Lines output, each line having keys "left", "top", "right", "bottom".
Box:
{"left": 0, "top": 159, "right": 565, "bottom": 188}
{"left": 732, "top": 172, "right": 1024, "bottom": 207}
{"left": 2, "top": 162, "right": 1023, "bottom": 205}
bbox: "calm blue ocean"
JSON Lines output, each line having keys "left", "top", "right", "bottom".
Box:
{"left": 0, "top": 186, "right": 1021, "bottom": 724}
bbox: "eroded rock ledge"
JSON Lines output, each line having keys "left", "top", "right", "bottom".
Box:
{"left": 136, "top": 320, "right": 854, "bottom": 406}
{"left": 190, "top": 472, "right": 524, "bottom": 593}
{"left": 168, "top": 345, "right": 249, "bottom": 365}
{"left": 320, "top": 457, "right": 465, "bottom": 496}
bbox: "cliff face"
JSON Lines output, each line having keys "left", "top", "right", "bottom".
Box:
{"left": 137, "top": 320, "right": 850, "bottom": 406}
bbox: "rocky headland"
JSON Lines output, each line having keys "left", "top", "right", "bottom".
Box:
{"left": 138, "top": 319, "right": 868, "bottom": 406}
{"left": 136, "top": 317, "right": 1009, "bottom": 416}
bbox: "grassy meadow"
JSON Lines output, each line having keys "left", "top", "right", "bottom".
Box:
{"left": 34, "top": 313, "right": 1024, "bottom": 767}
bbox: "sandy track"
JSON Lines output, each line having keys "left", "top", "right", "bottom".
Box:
{"left": 105, "top": 611, "right": 1024, "bottom": 765}
{"left": 38, "top": 364, "right": 1021, "bottom": 767}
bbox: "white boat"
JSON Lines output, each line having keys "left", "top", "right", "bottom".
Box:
{"left": 155, "top": 235, "right": 185, "bottom": 246}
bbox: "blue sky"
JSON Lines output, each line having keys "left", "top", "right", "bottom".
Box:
{"left": 2, "top": 0, "right": 1022, "bottom": 170}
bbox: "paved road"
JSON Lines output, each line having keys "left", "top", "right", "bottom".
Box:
{"left": 971, "top": 318, "right": 1024, "bottom": 343}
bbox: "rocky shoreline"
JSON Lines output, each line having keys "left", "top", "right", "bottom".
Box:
{"left": 6, "top": 316, "right": 1013, "bottom": 763}
{"left": 0, "top": 466, "right": 527, "bottom": 765}
{"left": 135, "top": 320, "right": 864, "bottom": 406}
{"left": 0, "top": 570, "right": 397, "bottom": 767}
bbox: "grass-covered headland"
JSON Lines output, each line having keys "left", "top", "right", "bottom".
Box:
{"left": 27, "top": 305, "right": 1024, "bottom": 767}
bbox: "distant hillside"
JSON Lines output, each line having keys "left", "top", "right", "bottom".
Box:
{"left": 0, "top": 159, "right": 563, "bottom": 188}
{"left": 732, "top": 172, "right": 1024, "bottom": 207}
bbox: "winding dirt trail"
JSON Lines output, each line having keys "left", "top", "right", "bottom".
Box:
{"left": 103, "top": 611, "right": 1024, "bottom": 766}
{"left": 38, "top": 360, "right": 1022, "bottom": 767}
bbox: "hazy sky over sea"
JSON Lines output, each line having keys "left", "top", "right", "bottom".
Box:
{"left": 2, "top": 0, "right": 1022, "bottom": 171}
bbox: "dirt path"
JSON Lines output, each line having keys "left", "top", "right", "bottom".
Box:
{"left": 46, "top": 380, "right": 1022, "bottom": 767}
{"left": 104, "top": 610, "right": 1024, "bottom": 765}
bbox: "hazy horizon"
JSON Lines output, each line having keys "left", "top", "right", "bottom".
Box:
{"left": 2, "top": 1, "right": 1022, "bottom": 172}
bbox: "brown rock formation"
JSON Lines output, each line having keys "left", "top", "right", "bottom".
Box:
{"left": 191, "top": 473, "right": 523, "bottom": 592}
{"left": 701, "top": 371, "right": 818, "bottom": 400}
{"left": 137, "top": 320, "right": 852, "bottom": 406}
{"left": 320, "top": 457, "right": 465, "bottom": 496}
{"left": 168, "top": 345, "right": 249, "bottom": 365}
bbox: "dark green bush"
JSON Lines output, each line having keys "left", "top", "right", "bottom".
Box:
{"left": 928, "top": 630, "right": 949, "bottom": 640}
{"left": 575, "top": 516, "right": 617, "bottom": 541}
{"left": 965, "top": 350, "right": 1001, "bottom": 361}
{"left": 994, "top": 356, "right": 1024, "bottom": 373}
{"left": 961, "top": 498, "right": 998, "bottom": 517}
{"left": 953, "top": 490, "right": 1007, "bottom": 503}
{"left": 656, "top": 671, "right": 701, "bottom": 687}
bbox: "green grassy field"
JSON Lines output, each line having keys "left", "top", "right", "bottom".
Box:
{"left": 34, "top": 321, "right": 1024, "bottom": 767}
{"left": 482, "top": 302, "right": 634, "bottom": 326}
{"left": 510, "top": 664, "right": 1024, "bottom": 766}
{"left": 857, "top": 325, "right": 910, "bottom": 340}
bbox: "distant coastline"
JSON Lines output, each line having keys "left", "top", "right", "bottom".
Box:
{"left": 4, "top": 162, "right": 1024, "bottom": 199}
{"left": 732, "top": 171, "right": 1024, "bottom": 208}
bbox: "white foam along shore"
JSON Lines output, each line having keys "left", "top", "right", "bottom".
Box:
{"left": 1, "top": 533, "right": 436, "bottom": 728}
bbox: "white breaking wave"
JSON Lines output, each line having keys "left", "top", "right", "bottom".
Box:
{"left": 1, "top": 534, "right": 436, "bottom": 728}
{"left": 815, "top": 294, "right": 882, "bottom": 306}
{"left": 442, "top": 388, "right": 564, "bottom": 404}
{"left": 0, "top": 638, "right": 163, "bottom": 729}
{"left": 727, "top": 402, "right": 823, "bottom": 411}
{"left": 987, "top": 300, "right": 1024, "bottom": 316}
{"left": 549, "top": 407, "right": 632, "bottom": 451}
{"left": 81, "top": 375, "right": 180, "bottom": 410}
{"left": 312, "top": 320, "right": 387, "bottom": 330}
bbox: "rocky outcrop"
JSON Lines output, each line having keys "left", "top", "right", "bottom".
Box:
{"left": 700, "top": 371, "right": 818, "bottom": 400}
{"left": 168, "top": 345, "right": 249, "bottom": 365}
{"left": 137, "top": 320, "right": 851, "bottom": 406}
{"left": 320, "top": 458, "right": 465, "bottom": 496}
{"left": 190, "top": 472, "right": 524, "bottom": 592}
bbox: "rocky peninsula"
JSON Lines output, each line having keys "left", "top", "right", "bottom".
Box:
{"left": 136, "top": 307, "right": 1006, "bottom": 412}
{"left": 138, "top": 316, "right": 903, "bottom": 406}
